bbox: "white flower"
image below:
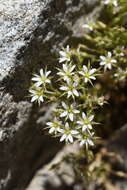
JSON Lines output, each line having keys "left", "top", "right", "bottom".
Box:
{"left": 60, "top": 80, "right": 79, "bottom": 98}
{"left": 82, "top": 24, "right": 93, "bottom": 31}
{"left": 104, "top": 0, "right": 118, "bottom": 7}
{"left": 32, "top": 69, "right": 51, "bottom": 87}
{"left": 97, "top": 96, "right": 105, "bottom": 106}
{"left": 77, "top": 112, "right": 94, "bottom": 132}
{"left": 59, "top": 45, "right": 71, "bottom": 63}
{"left": 29, "top": 87, "right": 44, "bottom": 103}
{"left": 114, "top": 68, "right": 127, "bottom": 81}
{"left": 60, "top": 102, "right": 80, "bottom": 121}
{"left": 79, "top": 137, "right": 94, "bottom": 147}
{"left": 79, "top": 65, "right": 96, "bottom": 83}
{"left": 78, "top": 132, "right": 94, "bottom": 147}
{"left": 100, "top": 52, "right": 117, "bottom": 70}
{"left": 119, "top": 52, "right": 124, "bottom": 57}
{"left": 57, "top": 64, "right": 75, "bottom": 83}
{"left": 113, "top": 47, "right": 124, "bottom": 57}
{"left": 59, "top": 123, "right": 79, "bottom": 143}
{"left": 46, "top": 118, "right": 62, "bottom": 134}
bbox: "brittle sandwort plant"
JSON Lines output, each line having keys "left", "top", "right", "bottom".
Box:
{"left": 29, "top": 0, "right": 127, "bottom": 187}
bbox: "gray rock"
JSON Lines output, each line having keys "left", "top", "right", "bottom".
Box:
{"left": 0, "top": 0, "right": 44, "bottom": 80}
{"left": 26, "top": 144, "right": 79, "bottom": 190}
{"left": 0, "top": 0, "right": 99, "bottom": 189}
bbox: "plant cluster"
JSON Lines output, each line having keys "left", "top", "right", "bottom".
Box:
{"left": 29, "top": 0, "right": 127, "bottom": 152}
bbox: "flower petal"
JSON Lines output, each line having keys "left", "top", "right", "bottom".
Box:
{"left": 40, "top": 69, "right": 44, "bottom": 76}
{"left": 107, "top": 63, "right": 112, "bottom": 70}
{"left": 63, "top": 64, "right": 68, "bottom": 72}
{"left": 60, "top": 111, "right": 68, "bottom": 118}
{"left": 60, "top": 86, "right": 68, "bottom": 91}
{"left": 82, "top": 24, "right": 89, "bottom": 28}
{"left": 77, "top": 121, "right": 83, "bottom": 125}
{"left": 87, "top": 124, "right": 92, "bottom": 130}
{"left": 73, "top": 82, "right": 78, "bottom": 87}
{"left": 35, "top": 81, "right": 43, "bottom": 87}
{"left": 62, "top": 102, "right": 68, "bottom": 109}
{"left": 31, "top": 77, "right": 40, "bottom": 81}
{"left": 45, "top": 79, "right": 51, "bottom": 83}
{"left": 100, "top": 61, "right": 106, "bottom": 66}
{"left": 59, "top": 51, "right": 66, "bottom": 56}
{"left": 46, "top": 122, "right": 52, "bottom": 126}
{"left": 66, "top": 45, "right": 70, "bottom": 52}
{"left": 39, "top": 96, "right": 44, "bottom": 102}
{"left": 68, "top": 91, "right": 72, "bottom": 97}
{"left": 82, "top": 112, "right": 86, "bottom": 119}
{"left": 83, "top": 65, "right": 88, "bottom": 72}
{"left": 31, "top": 95, "right": 38, "bottom": 102}
{"left": 111, "top": 59, "right": 117, "bottom": 63}
{"left": 82, "top": 125, "right": 87, "bottom": 131}
{"left": 89, "top": 115, "right": 94, "bottom": 121}
{"left": 90, "top": 76, "right": 96, "bottom": 80}
{"left": 107, "top": 52, "right": 112, "bottom": 58}
{"left": 29, "top": 90, "right": 36, "bottom": 94}
{"left": 58, "top": 128, "right": 64, "bottom": 133}
{"left": 88, "top": 139, "right": 94, "bottom": 146}
{"left": 89, "top": 68, "right": 96, "bottom": 74}
{"left": 84, "top": 78, "right": 88, "bottom": 83}
{"left": 69, "top": 113, "right": 74, "bottom": 121}
{"left": 49, "top": 127, "right": 55, "bottom": 134}
{"left": 71, "top": 130, "right": 79, "bottom": 135}
{"left": 79, "top": 71, "right": 84, "bottom": 75}
{"left": 70, "top": 65, "right": 76, "bottom": 72}
{"left": 60, "top": 134, "right": 67, "bottom": 142}
{"left": 100, "top": 56, "right": 106, "bottom": 60}
{"left": 73, "top": 89, "right": 79, "bottom": 97}
{"left": 59, "top": 57, "right": 67, "bottom": 63}
{"left": 57, "top": 72, "right": 64, "bottom": 76}
{"left": 46, "top": 70, "right": 51, "bottom": 77}
{"left": 80, "top": 140, "right": 85, "bottom": 146}
{"left": 67, "top": 134, "right": 73, "bottom": 143}
{"left": 73, "top": 109, "right": 80, "bottom": 114}
{"left": 65, "top": 122, "right": 69, "bottom": 130}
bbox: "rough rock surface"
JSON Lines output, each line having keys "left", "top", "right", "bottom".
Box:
{"left": 27, "top": 144, "right": 78, "bottom": 190}
{"left": 0, "top": 0, "right": 99, "bottom": 189}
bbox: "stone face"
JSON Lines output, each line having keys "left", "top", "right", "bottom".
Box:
{"left": 0, "top": 91, "right": 62, "bottom": 190}
{"left": 0, "top": 0, "right": 45, "bottom": 80}
{"left": 0, "top": 0, "right": 99, "bottom": 189}
{"left": 27, "top": 144, "right": 79, "bottom": 190}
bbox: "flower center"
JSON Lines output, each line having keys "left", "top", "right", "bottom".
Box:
{"left": 65, "top": 130, "right": 70, "bottom": 135}
{"left": 41, "top": 76, "right": 46, "bottom": 81}
{"left": 37, "top": 90, "right": 44, "bottom": 96}
{"left": 85, "top": 72, "right": 90, "bottom": 78}
{"left": 83, "top": 119, "right": 90, "bottom": 125}
{"left": 68, "top": 108, "right": 73, "bottom": 113}
{"left": 106, "top": 58, "right": 112, "bottom": 63}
